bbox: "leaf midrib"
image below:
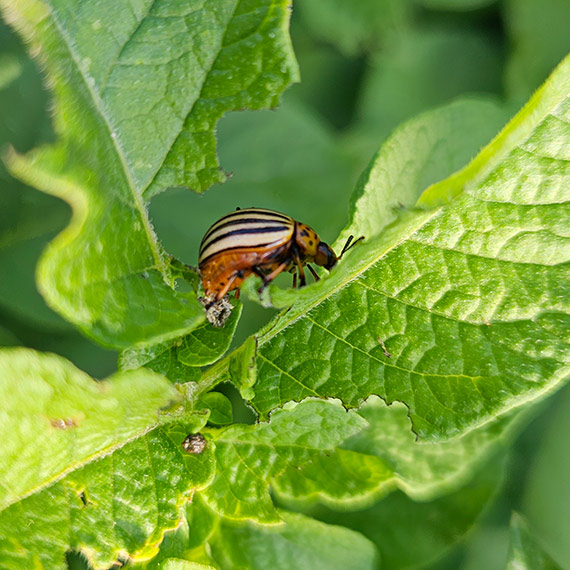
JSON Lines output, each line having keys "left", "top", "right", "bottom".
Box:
{"left": 258, "top": 208, "right": 443, "bottom": 345}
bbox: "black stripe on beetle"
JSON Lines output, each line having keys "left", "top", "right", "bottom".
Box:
{"left": 202, "top": 210, "right": 291, "bottom": 240}
{"left": 204, "top": 208, "right": 291, "bottom": 232}
{"left": 202, "top": 217, "right": 289, "bottom": 242}
{"left": 200, "top": 224, "right": 292, "bottom": 257}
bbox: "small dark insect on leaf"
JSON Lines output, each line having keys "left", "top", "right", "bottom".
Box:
{"left": 182, "top": 433, "right": 207, "bottom": 454}
{"left": 78, "top": 490, "right": 89, "bottom": 506}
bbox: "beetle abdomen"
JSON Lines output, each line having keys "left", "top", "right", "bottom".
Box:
{"left": 199, "top": 208, "right": 295, "bottom": 265}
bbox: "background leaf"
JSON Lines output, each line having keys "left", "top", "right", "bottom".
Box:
{"left": 208, "top": 510, "right": 379, "bottom": 570}
{"left": 296, "top": 0, "right": 411, "bottom": 56}
{"left": 352, "top": 26, "right": 503, "bottom": 158}
{"left": 419, "top": 0, "right": 497, "bottom": 9}
{"left": 0, "top": 348, "right": 215, "bottom": 569}
{"left": 319, "top": 456, "right": 505, "bottom": 570}
{"left": 505, "top": 0, "right": 570, "bottom": 101}
{"left": 201, "top": 399, "right": 366, "bottom": 523}
{"left": 505, "top": 513, "right": 562, "bottom": 570}
{"left": 0, "top": 348, "right": 178, "bottom": 510}
{"left": 0, "top": 17, "right": 69, "bottom": 330}
{"left": 272, "top": 397, "right": 526, "bottom": 508}
{"left": 522, "top": 381, "right": 570, "bottom": 568}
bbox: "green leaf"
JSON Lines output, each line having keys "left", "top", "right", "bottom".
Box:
{"left": 505, "top": 0, "right": 570, "bottom": 100}
{"left": 120, "top": 301, "right": 242, "bottom": 382}
{"left": 132, "top": 496, "right": 219, "bottom": 570}
{"left": 272, "top": 397, "right": 527, "bottom": 508}
{"left": 505, "top": 513, "right": 562, "bottom": 570}
{"left": 0, "top": 425, "right": 215, "bottom": 569}
{"left": 155, "top": 561, "right": 216, "bottom": 570}
{"left": 0, "top": 347, "right": 178, "bottom": 510}
{"left": 174, "top": 303, "right": 242, "bottom": 367}
{"left": 222, "top": 56, "right": 570, "bottom": 441}
{"left": 5, "top": 0, "right": 298, "bottom": 198}
{"left": 523, "top": 384, "right": 570, "bottom": 568}
{"left": 0, "top": 348, "right": 215, "bottom": 569}
{"left": 185, "top": 495, "right": 219, "bottom": 552}
{"left": 352, "top": 27, "right": 503, "bottom": 158}
{"left": 297, "top": 0, "right": 411, "bottom": 56}
{"left": 197, "top": 392, "right": 233, "bottom": 425}
{"left": 1, "top": 0, "right": 298, "bottom": 348}
{"left": 120, "top": 340, "right": 202, "bottom": 384}
{"left": 141, "top": 498, "right": 380, "bottom": 570}
{"left": 228, "top": 335, "right": 258, "bottom": 400}
{"left": 208, "top": 510, "right": 379, "bottom": 570}
{"left": 340, "top": 98, "right": 511, "bottom": 247}
{"left": 201, "top": 399, "right": 367, "bottom": 523}
{"left": 320, "top": 456, "right": 505, "bottom": 570}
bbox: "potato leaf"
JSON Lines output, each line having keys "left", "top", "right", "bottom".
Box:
{"left": 201, "top": 399, "right": 367, "bottom": 523}
{"left": 0, "top": 348, "right": 214, "bottom": 569}
{"left": 226, "top": 55, "right": 570, "bottom": 441}
{"left": 1, "top": 0, "right": 298, "bottom": 347}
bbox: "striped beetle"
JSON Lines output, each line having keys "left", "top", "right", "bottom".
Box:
{"left": 198, "top": 207, "right": 362, "bottom": 325}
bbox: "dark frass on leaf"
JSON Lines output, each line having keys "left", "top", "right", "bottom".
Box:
{"left": 198, "top": 207, "right": 363, "bottom": 325}
{"left": 182, "top": 433, "right": 207, "bottom": 455}
{"left": 199, "top": 295, "right": 234, "bottom": 328}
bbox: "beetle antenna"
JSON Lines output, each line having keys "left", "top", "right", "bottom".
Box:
{"left": 339, "top": 235, "right": 364, "bottom": 259}
{"left": 341, "top": 235, "right": 354, "bottom": 256}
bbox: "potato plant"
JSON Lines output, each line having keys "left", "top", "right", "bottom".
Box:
{"left": 0, "top": 1, "right": 568, "bottom": 569}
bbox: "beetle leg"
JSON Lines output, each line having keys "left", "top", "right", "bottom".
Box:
{"left": 234, "top": 288, "right": 240, "bottom": 300}
{"left": 307, "top": 264, "right": 320, "bottom": 282}
{"left": 293, "top": 254, "right": 306, "bottom": 287}
{"left": 215, "top": 272, "right": 239, "bottom": 301}
{"left": 259, "top": 261, "right": 289, "bottom": 291}
{"left": 292, "top": 272, "right": 297, "bottom": 289}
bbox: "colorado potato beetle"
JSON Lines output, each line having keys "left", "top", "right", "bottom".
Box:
{"left": 198, "top": 207, "right": 363, "bottom": 324}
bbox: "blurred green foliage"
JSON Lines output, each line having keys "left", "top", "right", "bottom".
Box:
{"left": 1, "top": 0, "right": 569, "bottom": 568}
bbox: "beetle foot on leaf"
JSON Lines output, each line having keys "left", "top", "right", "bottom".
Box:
{"left": 200, "top": 295, "right": 233, "bottom": 327}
